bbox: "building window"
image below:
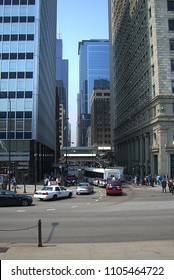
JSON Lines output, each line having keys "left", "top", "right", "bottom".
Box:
{"left": 10, "top": 53, "right": 17, "bottom": 59}
{"left": 25, "top": 91, "right": 32, "bottom": 98}
{"left": 170, "top": 39, "right": 174, "bottom": 50}
{"left": 171, "top": 59, "right": 174, "bottom": 71}
{"left": 152, "top": 84, "right": 155, "bottom": 97}
{"left": 20, "top": 0, "right": 27, "bottom": 4}
{"left": 17, "top": 91, "right": 24, "bottom": 98}
{"left": 1, "top": 72, "right": 8, "bottom": 79}
{"left": 151, "top": 45, "right": 153, "bottom": 56}
{"left": 168, "top": 0, "right": 174, "bottom": 11}
{"left": 169, "top": 19, "right": 174, "bottom": 30}
{"left": 16, "top": 111, "right": 23, "bottom": 118}
{"left": 2, "top": 53, "right": 9, "bottom": 59}
{"left": 149, "top": 7, "right": 152, "bottom": 18}
{"left": 28, "top": 0, "right": 35, "bottom": 4}
{"left": 0, "top": 112, "right": 7, "bottom": 118}
{"left": 5, "top": 0, "right": 11, "bottom": 4}
{"left": 12, "top": 0, "right": 20, "bottom": 4}
{"left": 25, "top": 111, "right": 32, "bottom": 118}
{"left": 16, "top": 132, "right": 23, "bottom": 139}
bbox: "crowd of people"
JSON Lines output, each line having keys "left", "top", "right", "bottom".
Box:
{"left": 132, "top": 174, "right": 174, "bottom": 194}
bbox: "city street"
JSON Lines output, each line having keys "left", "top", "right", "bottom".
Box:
{"left": 0, "top": 184, "right": 174, "bottom": 245}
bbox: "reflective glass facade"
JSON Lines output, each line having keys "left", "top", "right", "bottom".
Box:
{"left": 0, "top": 0, "right": 57, "bottom": 183}
{"left": 78, "top": 40, "right": 110, "bottom": 146}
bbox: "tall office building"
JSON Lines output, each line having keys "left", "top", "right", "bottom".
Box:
{"left": 91, "top": 79, "right": 110, "bottom": 146}
{"left": 56, "top": 39, "right": 69, "bottom": 153}
{"left": 0, "top": 0, "right": 57, "bottom": 184}
{"left": 77, "top": 39, "right": 110, "bottom": 146}
{"left": 109, "top": 0, "right": 174, "bottom": 178}
{"left": 56, "top": 39, "right": 68, "bottom": 120}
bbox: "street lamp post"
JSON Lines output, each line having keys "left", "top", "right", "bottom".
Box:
{"left": 8, "top": 95, "right": 11, "bottom": 191}
{"left": 65, "top": 117, "right": 69, "bottom": 167}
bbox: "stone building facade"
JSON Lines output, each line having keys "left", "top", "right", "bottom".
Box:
{"left": 91, "top": 87, "right": 111, "bottom": 146}
{"left": 109, "top": 0, "right": 174, "bottom": 178}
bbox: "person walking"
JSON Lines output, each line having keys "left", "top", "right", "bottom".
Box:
{"left": 162, "top": 179, "right": 167, "bottom": 193}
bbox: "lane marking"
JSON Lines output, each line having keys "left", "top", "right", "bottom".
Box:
{"left": 71, "top": 206, "right": 78, "bottom": 208}
{"left": 17, "top": 210, "right": 26, "bottom": 212}
{"left": 46, "top": 208, "right": 55, "bottom": 211}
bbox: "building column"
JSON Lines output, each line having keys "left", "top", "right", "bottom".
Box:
{"left": 145, "top": 133, "right": 150, "bottom": 175}
{"left": 158, "top": 128, "right": 168, "bottom": 176}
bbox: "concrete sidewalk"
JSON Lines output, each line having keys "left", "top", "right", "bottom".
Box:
{"left": 0, "top": 240, "right": 174, "bottom": 260}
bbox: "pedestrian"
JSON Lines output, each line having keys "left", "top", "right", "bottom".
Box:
{"left": 150, "top": 175, "right": 155, "bottom": 187}
{"left": 162, "top": 179, "right": 167, "bottom": 193}
{"left": 11, "top": 176, "right": 17, "bottom": 192}
{"left": 168, "top": 178, "right": 172, "bottom": 192}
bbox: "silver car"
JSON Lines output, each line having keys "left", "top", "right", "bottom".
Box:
{"left": 76, "top": 182, "right": 94, "bottom": 195}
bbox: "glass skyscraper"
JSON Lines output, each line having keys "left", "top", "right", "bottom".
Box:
{"left": 0, "top": 0, "right": 57, "bottom": 184}
{"left": 77, "top": 39, "right": 110, "bottom": 146}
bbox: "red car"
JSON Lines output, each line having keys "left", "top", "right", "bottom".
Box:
{"left": 106, "top": 180, "right": 122, "bottom": 196}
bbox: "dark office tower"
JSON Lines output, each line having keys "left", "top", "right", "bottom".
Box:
{"left": 0, "top": 0, "right": 57, "bottom": 184}
{"left": 56, "top": 39, "right": 68, "bottom": 120}
{"left": 109, "top": 0, "right": 174, "bottom": 178}
{"left": 77, "top": 40, "right": 110, "bottom": 146}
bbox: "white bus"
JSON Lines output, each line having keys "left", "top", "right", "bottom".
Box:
{"left": 84, "top": 166, "right": 127, "bottom": 185}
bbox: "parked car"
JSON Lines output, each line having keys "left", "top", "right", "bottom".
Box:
{"left": 0, "top": 189, "right": 33, "bottom": 206}
{"left": 76, "top": 182, "right": 94, "bottom": 195}
{"left": 106, "top": 180, "right": 122, "bottom": 196}
{"left": 34, "top": 183, "right": 74, "bottom": 200}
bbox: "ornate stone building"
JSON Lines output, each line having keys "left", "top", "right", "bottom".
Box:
{"left": 109, "top": 0, "right": 174, "bottom": 178}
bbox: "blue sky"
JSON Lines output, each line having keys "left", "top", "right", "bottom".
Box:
{"left": 57, "top": 0, "right": 109, "bottom": 145}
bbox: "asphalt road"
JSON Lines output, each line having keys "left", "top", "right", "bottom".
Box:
{"left": 0, "top": 184, "right": 174, "bottom": 245}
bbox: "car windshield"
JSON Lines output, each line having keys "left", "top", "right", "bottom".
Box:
{"left": 41, "top": 187, "right": 53, "bottom": 191}
{"left": 109, "top": 182, "right": 121, "bottom": 187}
{"left": 78, "top": 186, "right": 89, "bottom": 189}
{"left": 78, "top": 183, "right": 89, "bottom": 187}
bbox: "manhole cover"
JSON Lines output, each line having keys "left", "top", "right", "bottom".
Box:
{"left": 0, "top": 247, "right": 9, "bottom": 253}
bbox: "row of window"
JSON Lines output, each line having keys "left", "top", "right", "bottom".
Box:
{"left": 0, "top": 0, "right": 35, "bottom": 5}
{"left": 0, "top": 132, "right": 32, "bottom": 139}
{"left": 95, "top": 92, "right": 110, "bottom": 96}
{"left": 0, "top": 111, "right": 32, "bottom": 118}
{"left": 0, "top": 52, "right": 33, "bottom": 59}
{"left": 0, "top": 34, "right": 34, "bottom": 41}
{"left": 0, "top": 16, "right": 35, "bottom": 23}
{"left": 149, "top": 19, "right": 174, "bottom": 36}
{"left": 1, "top": 71, "right": 33, "bottom": 79}
{"left": 0, "top": 91, "right": 32, "bottom": 98}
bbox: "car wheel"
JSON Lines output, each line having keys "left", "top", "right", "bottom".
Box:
{"left": 22, "top": 199, "right": 29, "bottom": 206}
{"left": 53, "top": 194, "right": 57, "bottom": 201}
{"left": 68, "top": 192, "right": 72, "bottom": 198}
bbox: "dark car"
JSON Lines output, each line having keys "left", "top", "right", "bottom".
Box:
{"left": 0, "top": 189, "right": 33, "bottom": 206}
{"left": 106, "top": 180, "right": 122, "bottom": 196}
